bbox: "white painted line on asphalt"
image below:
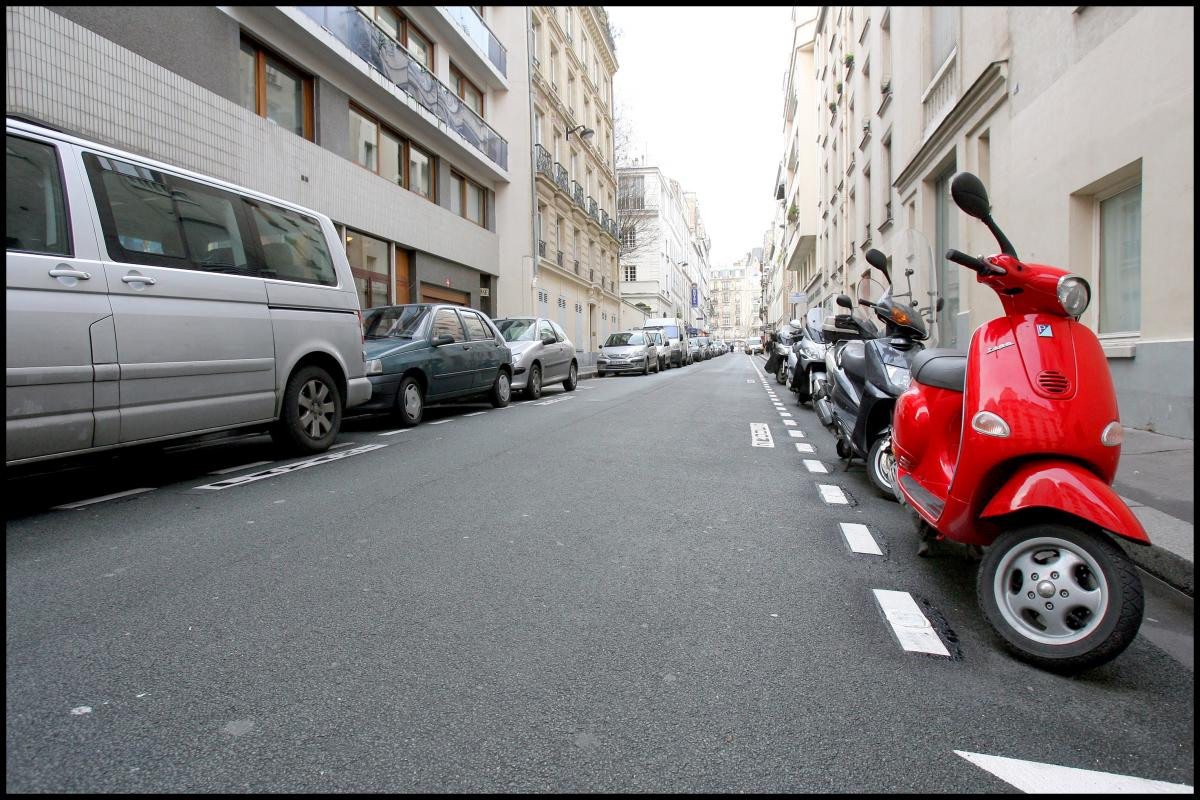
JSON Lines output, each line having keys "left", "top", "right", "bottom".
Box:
{"left": 953, "top": 750, "right": 1194, "bottom": 794}
{"left": 778, "top": 412, "right": 793, "bottom": 417}
{"left": 378, "top": 428, "right": 410, "bottom": 436}
{"left": 535, "top": 395, "right": 575, "bottom": 406}
{"left": 783, "top": 420, "right": 797, "bottom": 426}
{"left": 329, "top": 442, "right": 353, "bottom": 449}
{"left": 803, "top": 459, "right": 829, "bottom": 474}
{"left": 747, "top": 379, "right": 755, "bottom": 383}
{"left": 750, "top": 423, "right": 775, "bottom": 448}
{"left": 840, "top": 523, "right": 882, "bottom": 555}
{"left": 429, "top": 419, "right": 452, "bottom": 425}
{"left": 788, "top": 430, "right": 806, "bottom": 438}
{"left": 818, "top": 484, "right": 849, "bottom": 505}
{"left": 193, "top": 444, "right": 388, "bottom": 491}
{"left": 463, "top": 411, "right": 487, "bottom": 417}
{"left": 53, "top": 487, "right": 155, "bottom": 510}
{"left": 795, "top": 443, "right": 815, "bottom": 453}
{"left": 873, "top": 589, "right": 950, "bottom": 656}
{"left": 209, "top": 460, "right": 273, "bottom": 475}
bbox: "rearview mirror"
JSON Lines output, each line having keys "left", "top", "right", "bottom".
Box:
{"left": 542, "top": 335, "right": 557, "bottom": 345}
{"left": 433, "top": 334, "right": 454, "bottom": 346}
{"left": 936, "top": 298, "right": 946, "bottom": 312}
{"left": 950, "top": 171, "right": 992, "bottom": 219}
{"left": 836, "top": 294, "right": 853, "bottom": 309}
{"left": 865, "top": 249, "right": 889, "bottom": 278}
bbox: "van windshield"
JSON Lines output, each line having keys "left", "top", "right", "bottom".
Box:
{"left": 645, "top": 325, "right": 680, "bottom": 339}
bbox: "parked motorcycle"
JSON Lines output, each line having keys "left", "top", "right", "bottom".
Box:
{"left": 786, "top": 308, "right": 828, "bottom": 406}
{"left": 823, "top": 241, "right": 937, "bottom": 498}
{"left": 813, "top": 303, "right": 878, "bottom": 429}
{"left": 893, "top": 171, "right": 1146, "bottom": 673}
{"left": 766, "top": 323, "right": 802, "bottom": 384}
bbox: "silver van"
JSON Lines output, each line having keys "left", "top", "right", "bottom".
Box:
{"left": 5, "top": 118, "right": 372, "bottom": 466}
{"left": 641, "top": 316, "right": 689, "bottom": 367}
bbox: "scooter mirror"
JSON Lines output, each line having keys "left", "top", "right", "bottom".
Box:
{"left": 950, "top": 172, "right": 991, "bottom": 219}
{"left": 864, "top": 249, "right": 889, "bottom": 277}
{"left": 836, "top": 294, "right": 853, "bottom": 309}
{"left": 936, "top": 298, "right": 945, "bottom": 312}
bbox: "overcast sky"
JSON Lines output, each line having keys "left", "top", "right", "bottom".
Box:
{"left": 607, "top": 6, "right": 798, "bottom": 269}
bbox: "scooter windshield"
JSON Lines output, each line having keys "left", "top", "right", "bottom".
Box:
{"left": 893, "top": 228, "right": 940, "bottom": 347}
{"left": 852, "top": 274, "right": 889, "bottom": 336}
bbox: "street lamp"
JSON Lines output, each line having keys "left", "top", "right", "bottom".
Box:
{"left": 566, "top": 124, "right": 595, "bottom": 141}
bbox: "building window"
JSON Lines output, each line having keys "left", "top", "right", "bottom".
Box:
{"left": 623, "top": 264, "right": 637, "bottom": 282}
{"left": 239, "top": 37, "right": 313, "bottom": 140}
{"left": 450, "top": 171, "right": 487, "bottom": 227}
{"left": 1098, "top": 183, "right": 1141, "bottom": 334}
{"left": 349, "top": 106, "right": 436, "bottom": 202}
{"left": 451, "top": 64, "right": 485, "bottom": 117}
{"left": 403, "top": 20, "right": 434, "bottom": 71}
{"left": 619, "top": 175, "right": 645, "bottom": 209}
{"left": 620, "top": 228, "right": 636, "bottom": 249}
{"left": 346, "top": 229, "right": 391, "bottom": 310}
{"left": 928, "top": 7, "right": 959, "bottom": 77}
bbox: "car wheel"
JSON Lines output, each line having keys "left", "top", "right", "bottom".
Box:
{"left": 978, "top": 523, "right": 1143, "bottom": 673}
{"left": 597, "top": 369, "right": 606, "bottom": 378}
{"left": 563, "top": 361, "right": 579, "bottom": 391}
{"left": 490, "top": 369, "right": 512, "bottom": 407}
{"left": 270, "top": 365, "right": 341, "bottom": 454}
{"left": 526, "top": 363, "right": 543, "bottom": 400}
{"left": 394, "top": 374, "right": 424, "bottom": 427}
{"left": 643, "top": 359, "right": 650, "bottom": 375}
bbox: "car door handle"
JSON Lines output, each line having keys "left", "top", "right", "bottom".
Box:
{"left": 122, "top": 274, "right": 157, "bottom": 285}
{"left": 48, "top": 267, "right": 91, "bottom": 280}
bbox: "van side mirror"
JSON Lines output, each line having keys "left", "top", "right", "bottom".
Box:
{"left": 950, "top": 172, "right": 992, "bottom": 219}
{"left": 836, "top": 294, "right": 853, "bottom": 309}
{"left": 433, "top": 334, "right": 454, "bottom": 346}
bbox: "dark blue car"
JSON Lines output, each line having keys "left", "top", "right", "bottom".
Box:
{"left": 358, "top": 304, "right": 513, "bottom": 426}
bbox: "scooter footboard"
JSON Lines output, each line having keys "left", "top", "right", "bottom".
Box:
{"left": 979, "top": 460, "right": 1150, "bottom": 545}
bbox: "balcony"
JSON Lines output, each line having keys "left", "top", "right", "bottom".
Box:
{"left": 534, "top": 144, "right": 552, "bottom": 179}
{"left": 556, "top": 250, "right": 564, "bottom": 266}
{"left": 538, "top": 239, "right": 546, "bottom": 258}
{"left": 599, "top": 209, "right": 610, "bottom": 229}
{"left": 553, "top": 162, "right": 569, "bottom": 192}
{"left": 298, "top": 6, "right": 508, "bottom": 170}
{"left": 571, "top": 180, "right": 585, "bottom": 207}
{"left": 573, "top": 259, "right": 581, "bottom": 274}
{"left": 923, "top": 50, "right": 958, "bottom": 133}
{"left": 440, "top": 6, "right": 507, "bottom": 77}
{"left": 587, "top": 196, "right": 599, "bottom": 221}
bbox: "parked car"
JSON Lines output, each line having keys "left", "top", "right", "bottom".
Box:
{"left": 597, "top": 331, "right": 659, "bottom": 375}
{"left": 641, "top": 316, "right": 689, "bottom": 367}
{"left": 745, "top": 340, "right": 764, "bottom": 355}
{"left": 357, "top": 304, "right": 512, "bottom": 425}
{"left": 640, "top": 328, "right": 671, "bottom": 371}
{"left": 492, "top": 316, "right": 578, "bottom": 399}
{"left": 5, "top": 118, "right": 372, "bottom": 466}
{"left": 688, "top": 337, "right": 706, "bottom": 362}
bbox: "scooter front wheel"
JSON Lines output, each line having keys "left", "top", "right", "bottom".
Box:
{"left": 977, "top": 523, "right": 1143, "bottom": 673}
{"left": 867, "top": 434, "right": 898, "bottom": 500}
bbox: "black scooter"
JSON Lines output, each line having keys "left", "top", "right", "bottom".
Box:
{"left": 823, "top": 249, "right": 934, "bottom": 499}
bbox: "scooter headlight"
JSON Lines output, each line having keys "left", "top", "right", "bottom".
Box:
{"left": 884, "top": 364, "right": 911, "bottom": 390}
{"left": 971, "top": 411, "right": 1011, "bottom": 438}
{"left": 1057, "top": 275, "right": 1091, "bottom": 318}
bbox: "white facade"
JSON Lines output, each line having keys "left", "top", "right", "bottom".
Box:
{"left": 811, "top": 5, "right": 1193, "bottom": 437}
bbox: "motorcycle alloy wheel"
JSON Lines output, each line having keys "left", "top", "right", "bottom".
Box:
{"left": 867, "top": 434, "right": 898, "bottom": 500}
{"left": 977, "top": 523, "right": 1143, "bottom": 673}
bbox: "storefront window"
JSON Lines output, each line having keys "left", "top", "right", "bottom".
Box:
{"left": 346, "top": 229, "right": 391, "bottom": 309}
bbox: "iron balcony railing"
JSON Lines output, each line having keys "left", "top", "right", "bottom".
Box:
{"left": 300, "top": 7, "right": 507, "bottom": 170}
{"left": 556, "top": 250, "right": 564, "bottom": 266}
{"left": 553, "top": 163, "right": 569, "bottom": 191}
{"left": 587, "top": 197, "right": 599, "bottom": 221}
{"left": 538, "top": 239, "right": 546, "bottom": 258}
{"left": 571, "top": 181, "right": 585, "bottom": 207}
{"left": 573, "top": 259, "right": 581, "bottom": 274}
{"left": 589, "top": 268, "right": 594, "bottom": 283}
{"left": 599, "top": 209, "right": 610, "bottom": 228}
{"left": 440, "top": 6, "right": 507, "bottom": 76}
{"left": 534, "top": 144, "right": 553, "bottom": 178}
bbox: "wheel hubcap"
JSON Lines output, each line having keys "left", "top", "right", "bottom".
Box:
{"left": 874, "top": 438, "right": 896, "bottom": 490}
{"left": 404, "top": 384, "right": 421, "bottom": 418}
{"left": 298, "top": 379, "right": 334, "bottom": 439}
{"left": 499, "top": 374, "right": 510, "bottom": 401}
{"left": 992, "top": 535, "right": 1110, "bottom": 645}
{"left": 532, "top": 369, "right": 541, "bottom": 393}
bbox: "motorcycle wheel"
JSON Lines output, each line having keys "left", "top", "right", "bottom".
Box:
{"left": 776, "top": 362, "right": 787, "bottom": 384}
{"left": 867, "top": 434, "right": 898, "bottom": 500}
{"left": 977, "top": 523, "right": 1143, "bottom": 673}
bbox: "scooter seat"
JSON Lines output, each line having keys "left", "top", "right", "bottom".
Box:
{"left": 911, "top": 348, "right": 967, "bottom": 392}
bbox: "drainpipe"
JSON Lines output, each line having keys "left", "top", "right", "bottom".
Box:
{"left": 525, "top": 5, "right": 538, "bottom": 316}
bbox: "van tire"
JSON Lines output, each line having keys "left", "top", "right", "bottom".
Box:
{"left": 271, "top": 365, "right": 342, "bottom": 455}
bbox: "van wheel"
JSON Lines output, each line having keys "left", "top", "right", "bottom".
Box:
{"left": 395, "top": 375, "right": 424, "bottom": 426}
{"left": 271, "top": 365, "right": 341, "bottom": 454}
{"left": 526, "top": 363, "right": 543, "bottom": 400}
{"left": 490, "top": 370, "right": 512, "bottom": 407}
{"left": 563, "top": 362, "right": 579, "bottom": 391}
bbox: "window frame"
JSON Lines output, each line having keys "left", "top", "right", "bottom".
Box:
{"left": 5, "top": 133, "right": 74, "bottom": 257}
{"left": 450, "top": 170, "right": 488, "bottom": 228}
{"left": 450, "top": 63, "right": 485, "bottom": 118}
{"left": 344, "top": 226, "right": 392, "bottom": 310}
{"left": 240, "top": 35, "right": 314, "bottom": 141}
{"left": 1095, "top": 179, "right": 1143, "bottom": 338}
{"left": 432, "top": 306, "right": 467, "bottom": 343}
{"left": 458, "top": 308, "right": 493, "bottom": 341}
{"left": 347, "top": 103, "right": 438, "bottom": 204}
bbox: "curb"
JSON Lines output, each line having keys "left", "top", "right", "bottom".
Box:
{"left": 1120, "top": 540, "right": 1194, "bottom": 596}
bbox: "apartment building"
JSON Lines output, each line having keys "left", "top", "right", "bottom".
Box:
{"left": 712, "top": 263, "right": 756, "bottom": 343}
{"left": 683, "top": 192, "right": 714, "bottom": 333}
{"left": 7, "top": 6, "right": 532, "bottom": 317}
{"left": 529, "top": 5, "right": 624, "bottom": 353}
{"left": 810, "top": 6, "right": 1193, "bottom": 437}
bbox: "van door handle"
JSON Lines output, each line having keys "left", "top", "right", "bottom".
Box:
{"left": 49, "top": 267, "right": 91, "bottom": 280}
{"left": 122, "top": 274, "right": 157, "bottom": 286}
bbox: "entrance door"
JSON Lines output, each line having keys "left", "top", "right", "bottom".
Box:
{"left": 420, "top": 283, "right": 469, "bottom": 306}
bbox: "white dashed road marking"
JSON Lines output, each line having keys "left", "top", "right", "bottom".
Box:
{"left": 193, "top": 444, "right": 388, "bottom": 491}
{"left": 750, "top": 423, "right": 775, "bottom": 448}
{"left": 53, "top": 487, "right": 155, "bottom": 510}
{"left": 209, "top": 460, "right": 273, "bottom": 475}
{"left": 464, "top": 411, "right": 487, "bottom": 417}
{"left": 783, "top": 420, "right": 797, "bottom": 426}
{"left": 378, "top": 428, "right": 410, "bottom": 436}
{"left": 954, "top": 750, "right": 1194, "bottom": 794}
{"left": 818, "top": 484, "right": 849, "bottom": 505}
{"left": 872, "top": 589, "right": 950, "bottom": 656}
{"left": 429, "top": 419, "right": 452, "bottom": 425}
{"left": 788, "top": 430, "right": 806, "bottom": 438}
{"left": 795, "top": 443, "right": 815, "bottom": 453}
{"left": 840, "top": 523, "right": 882, "bottom": 555}
{"left": 803, "top": 459, "right": 828, "bottom": 474}
{"left": 779, "top": 412, "right": 793, "bottom": 418}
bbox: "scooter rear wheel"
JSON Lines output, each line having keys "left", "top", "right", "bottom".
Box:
{"left": 977, "top": 523, "right": 1143, "bottom": 673}
{"left": 867, "top": 434, "right": 898, "bottom": 500}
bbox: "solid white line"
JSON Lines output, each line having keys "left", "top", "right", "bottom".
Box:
{"left": 840, "top": 523, "right": 882, "bottom": 555}
{"left": 463, "top": 411, "right": 487, "bottom": 417}
{"left": 783, "top": 420, "right": 797, "bottom": 426}
{"left": 788, "top": 430, "right": 806, "bottom": 438}
{"left": 818, "top": 484, "right": 849, "bottom": 505}
{"left": 209, "top": 460, "right": 273, "bottom": 475}
{"left": 873, "top": 589, "right": 950, "bottom": 656}
{"left": 53, "top": 487, "right": 155, "bottom": 510}
{"left": 795, "top": 443, "right": 815, "bottom": 453}
{"left": 378, "top": 428, "right": 410, "bottom": 436}
{"left": 429, "top": 419, "right": 452, "bottom": 425}
{"left": 953, "top": 751, "right": 1194, "bottom": 794}
{"left": 803, "top": 459, "right": 828, "bottom": 473}
{"left": 750, "top": 423, "right": 775, "bottom": 448}
{"left": 329, "top": 442, "right": 353, "bottom": 449}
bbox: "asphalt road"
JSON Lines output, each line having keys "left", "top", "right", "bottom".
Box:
{"left": 5, "top": 354, "right": 1195, "bottom": 792}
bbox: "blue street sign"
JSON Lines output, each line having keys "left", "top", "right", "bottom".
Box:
{"left": 690, "top": 283, "right": 698, "bottom": 307}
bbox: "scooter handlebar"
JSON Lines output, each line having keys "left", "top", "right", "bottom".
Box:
{"left": 858, "top": 298, "right": 876, "bottom": 308}
{"left": 945, "top": 248, "right": 1005, "bottom": 276}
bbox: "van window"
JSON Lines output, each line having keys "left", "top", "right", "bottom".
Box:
{"left": 6, "top": 135, "right": 72, "bottom": 256}
{"left": 84, "top": 153, "right": 253, "bottom": 275}
{"left": 246, "top": 202, "right": 336, "bottom": 286}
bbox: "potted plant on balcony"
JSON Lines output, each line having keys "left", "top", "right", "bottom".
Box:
{"left": 836, "top": 81, "right": 843, "bottom": 94}
{"left": 787, "top": 203, "right": 799, "bottom": 224}
{"left": 844, "top": 54, "right": 855, "bottom": 69}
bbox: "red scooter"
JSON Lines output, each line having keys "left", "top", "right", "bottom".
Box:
{"left": 893, "top": 172, "right": 1147, "bottom": 673}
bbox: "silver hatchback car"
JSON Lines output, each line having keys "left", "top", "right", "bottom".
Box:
{"left": 597, "top": 331, "right": 659, "bottom": 376}
{"left": 493, "top": 316, "right": 579, "bottom": 399}
{"left": 640, "top": 329, "right": 672, "bottom": 371}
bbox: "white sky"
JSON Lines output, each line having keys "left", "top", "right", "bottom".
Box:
{"left": 607, "top": 6, "right": 798, "bottom": 269}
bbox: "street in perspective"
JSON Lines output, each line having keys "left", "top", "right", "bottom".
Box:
{"left": 6, "top": 4, "right": 1195, "bottom": 794}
